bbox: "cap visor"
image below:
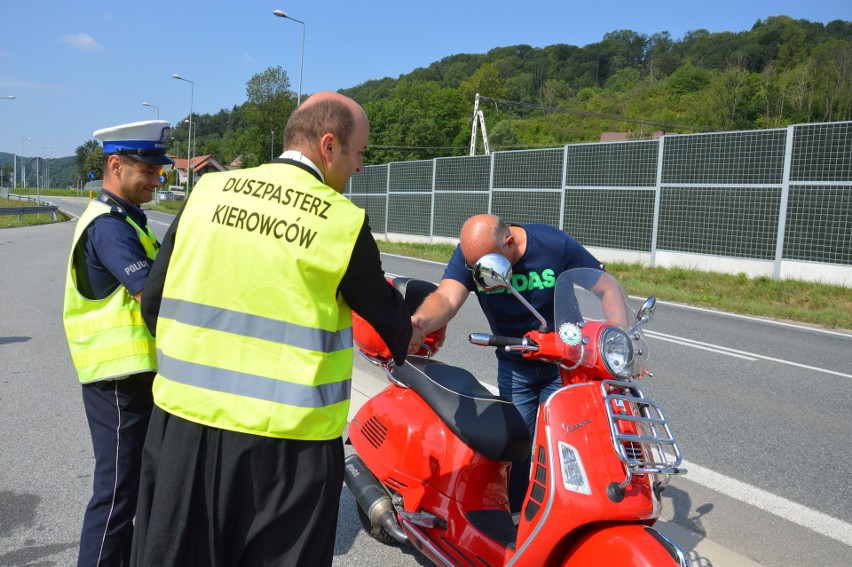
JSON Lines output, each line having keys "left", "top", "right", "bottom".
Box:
{"left": 125, "top": 153, "right": 174, "bottom": 166}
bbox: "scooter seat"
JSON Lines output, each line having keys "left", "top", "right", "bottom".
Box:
{"left": 393, "top": 358, "right": 532, "bottom": 462}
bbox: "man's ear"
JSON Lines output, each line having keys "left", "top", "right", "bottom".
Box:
{"left": 107, "top": 154, "right": 123, "bottom": 178}
{"left": 319, "top": 132, "right": 335, "bottom": 163}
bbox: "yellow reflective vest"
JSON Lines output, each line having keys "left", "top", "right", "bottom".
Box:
{"left": 152, "top": 164, "right": 365, "bottom": 441}
{"left": 64, "top": 199, "right": 159, "bottom": 383}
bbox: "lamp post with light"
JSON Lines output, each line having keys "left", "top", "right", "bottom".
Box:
{"left": 172, "top": 74, "right": 194, "bottom": 192}
{"left": 272, "top": 9, "right": 305, "bottom": 107}
{"left": 142, "top": 101, "right": 160, "bottom": 119}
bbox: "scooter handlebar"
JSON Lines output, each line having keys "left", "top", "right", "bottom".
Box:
{"left": 469, "top": 333, "right": 527, "bottom": 348}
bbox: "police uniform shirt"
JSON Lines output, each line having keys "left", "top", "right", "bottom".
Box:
{"left": 82, "top": 190, "right": 157, "bottom": 300}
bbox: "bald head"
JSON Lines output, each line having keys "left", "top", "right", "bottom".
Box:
{"left": 459, "top": 214, "right": 512, "bottom": 266}
{"left": 284, "top": 91, "right": 366, "bottom": 153}
{"left": 283, "top": 90, "right": 369, "bottom": 192}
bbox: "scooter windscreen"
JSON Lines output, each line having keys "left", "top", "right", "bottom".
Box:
{"left": 553, "top": 268, "right": 649, "bottom": 376}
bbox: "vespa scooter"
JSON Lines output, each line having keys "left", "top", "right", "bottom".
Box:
{"left": 345, "top": 254, "right": 689, "bottom": 566}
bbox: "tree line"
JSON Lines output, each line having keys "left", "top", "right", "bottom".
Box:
{"left": 69, "top": 15, "right": 849, "bottom": 184}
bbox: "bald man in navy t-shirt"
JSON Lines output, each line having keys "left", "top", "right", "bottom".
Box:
{"left": 408, "top": 214, "right": 609, "bottom": 513}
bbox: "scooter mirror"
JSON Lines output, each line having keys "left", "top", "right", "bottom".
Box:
{"left": 472, "top": 253, "right": 513, "bottom": 292}
{"left": 637, "top": 296, "right": 657, "bottom": 324}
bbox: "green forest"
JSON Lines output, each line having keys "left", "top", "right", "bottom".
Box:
{"left": 2, "top": 15, "right": 849, "bottom": 189}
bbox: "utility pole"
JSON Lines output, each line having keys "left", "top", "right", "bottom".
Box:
{"left": 469, "top": 93, "right": 491, "bottom": 156}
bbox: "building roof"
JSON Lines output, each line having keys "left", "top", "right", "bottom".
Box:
{"left": 168, "top": 154, "right": 229, "bottom": 172}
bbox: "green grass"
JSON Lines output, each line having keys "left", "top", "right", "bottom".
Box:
{"left": 0, "top": 197, "right": 68, "bottom": 228}
{"left": 375, "top": 240, "right": 852, "bottom": 331}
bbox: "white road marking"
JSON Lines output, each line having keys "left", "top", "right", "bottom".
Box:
{"left": 680, "top": 460, "right": 852, "bottom": 548}
{"left": 643, "top": 299, "right": 852, "bottom": 340}
{"left": 645, "top": 331, "right": 758, "bottom": 361}
{"left": 646, "top": 330, "right": 852, "bottom": 379}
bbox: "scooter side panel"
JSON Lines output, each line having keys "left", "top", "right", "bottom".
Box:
{"left": 349, "top": 384, "right": 441, "bottom": 504}
{"left": 350, "top": 384, "right": 512, "bottom": 510}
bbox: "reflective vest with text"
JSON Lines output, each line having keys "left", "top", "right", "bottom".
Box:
{"left": 152, "top": 164, "right": 364, "bottom": 440}
{"left": 63, "top": 199, "right": 158, "bottom": 383}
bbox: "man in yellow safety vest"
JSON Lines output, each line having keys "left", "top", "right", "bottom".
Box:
{"left": 131, "top": 92, "right": 418, "bottom": 566}
{"left": 63, "top": 119, "right": 173, "bottom": 566}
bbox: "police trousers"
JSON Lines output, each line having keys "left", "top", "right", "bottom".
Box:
{"left": 78, "top": 372, "right": 154, "bottom": 567}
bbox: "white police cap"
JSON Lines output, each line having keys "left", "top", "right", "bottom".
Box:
{"left": 93, "top": 119, "right": 174, "bottom": 165}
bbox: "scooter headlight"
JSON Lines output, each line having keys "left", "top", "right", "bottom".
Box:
{"left": 600, "top": 327, "right": 634, "bottom": 378}
{"left": 559, "top": 441, "right": 591, "bottom": 495}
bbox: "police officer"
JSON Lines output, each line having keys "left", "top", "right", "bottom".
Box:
{"left": 131, "top": 91, "right": 415, "bottom": 566}
{"left": 63, "top": 120, "right": 173, "bottom": 566}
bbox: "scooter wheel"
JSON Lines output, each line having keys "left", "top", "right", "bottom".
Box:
{"left": 356, "top": 502, "right": 400, "bottom": 546}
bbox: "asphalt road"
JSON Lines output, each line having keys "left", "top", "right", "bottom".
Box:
{"left": 1, "top": 196, "right": 849, "bottom": 566}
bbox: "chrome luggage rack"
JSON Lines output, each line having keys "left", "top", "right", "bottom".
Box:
{"left": 601, "top": 379, "right": 687, "bottom": 489}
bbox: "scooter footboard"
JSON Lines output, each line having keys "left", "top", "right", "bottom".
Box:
{"left": 560, "top": 524, "right": 689, "bottom": 567}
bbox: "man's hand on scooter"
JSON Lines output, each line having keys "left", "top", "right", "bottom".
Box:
{"left": 408, "top": 316, "right": 428, "bottom": 354}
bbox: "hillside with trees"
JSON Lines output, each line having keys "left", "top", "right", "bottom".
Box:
{"left": 56, "top": 15, "right": 852, "bottom": 186}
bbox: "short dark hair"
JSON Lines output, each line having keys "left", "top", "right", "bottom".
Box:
{"left": 284, "top": 98, "right": 355, "bottom": 151}
{"left": 493, "top": 217, "right": 511, "bottom": 242}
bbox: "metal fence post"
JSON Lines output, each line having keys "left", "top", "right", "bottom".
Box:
{"left": 487, "top": 153, "right": 495, "bottom": 214}
{"left": 774, "top": 125, "right": 796, "bottom": 280}
{"left": 650, "top": 135, "right": 666, "bottom": 267}
{"left": 559, "top": 145, "right": 568, "bottom": 231}
{"left": 429, "top": 158, "right": 437, "bottom": 241}
{"left": 383, "top": 164, "right": 390, "bottom": 240}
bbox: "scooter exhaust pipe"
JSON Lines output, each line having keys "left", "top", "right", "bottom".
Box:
{"left": 343, "top": 454, "right": 409, "bottom": 544}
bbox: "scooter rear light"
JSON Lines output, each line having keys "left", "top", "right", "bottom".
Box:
{"left": 558, "top": 441, "right": 592, "bottom": 495}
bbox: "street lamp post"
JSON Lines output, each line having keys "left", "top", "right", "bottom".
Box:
{"left": 271, "top": 130, "right": 275, "bottom": 161}
{"left": 272, "top": 9, "right": 305, "bottom": 106}
{"left": 142, "top": 101, "right": 160, "bottom": 119}
{"left": 172, "top": 74, "right": 194, "bottom": 192}
{"left": 20, "top": 137, "right": 31, "bottom": 189}
{"left": 184, "top": 120, "right": 197, "bottom": 169}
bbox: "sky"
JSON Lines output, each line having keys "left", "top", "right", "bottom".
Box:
{"left": 0, "top": 1, "right": 849, "bottom": 160}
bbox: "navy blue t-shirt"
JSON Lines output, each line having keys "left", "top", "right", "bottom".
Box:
{"left": 79, "top": 190, "right": 157, "bottom": 299}
{"left": 442, "top": 223, "right": 602, "bottom": 361}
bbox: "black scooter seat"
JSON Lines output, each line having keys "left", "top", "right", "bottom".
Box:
{"left": 393, "top": 358, "right": 532, "bottom": 462}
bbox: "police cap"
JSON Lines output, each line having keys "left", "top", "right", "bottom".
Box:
{"left": 93, "top": 119, "right": 174, "bottom": 165}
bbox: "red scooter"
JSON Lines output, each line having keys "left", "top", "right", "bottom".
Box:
{"left": 345, "top": 254, "right": 689, "bottom": 566}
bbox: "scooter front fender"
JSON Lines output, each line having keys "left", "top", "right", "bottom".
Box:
{"left": 560, "top": 524, "right": 690, "bottom": 567}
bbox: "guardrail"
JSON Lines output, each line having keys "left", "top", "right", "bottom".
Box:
{"left": 0, "top": 205, "right": 59, "bottom": 221}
